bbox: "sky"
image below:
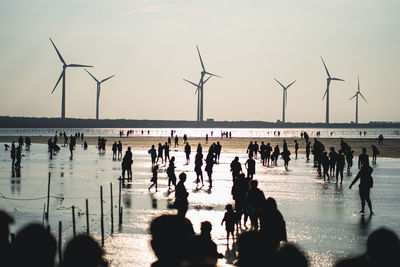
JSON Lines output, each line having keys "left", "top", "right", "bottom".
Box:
{"left": 0, "top": 0, "right": 399, "bottom": 123}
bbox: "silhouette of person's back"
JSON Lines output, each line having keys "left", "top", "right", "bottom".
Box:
{"left": 12, "top": 223, "right": 57, "bottom": 267}
{"left": 61, "top": 234, "right": 107, "bottom": 267}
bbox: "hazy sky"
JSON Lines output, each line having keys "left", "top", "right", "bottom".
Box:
{"left": 0, "top": 0, "right": 399, "bottom": 123}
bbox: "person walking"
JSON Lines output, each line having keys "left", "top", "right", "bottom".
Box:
{"left": 230, "top": 156, "right": 242, "bottom": 180}
{"left": 156, "top": 143, "right": 164, "bottom": 164}
{"left": 122, "top": 147, "right": 133, "bottom": 180}
{"left": 336, "top": 150, "right": 345, "bottom": 184}
{"left": 148, "top": 145, "right": 157, "bottom": 166}
{"left": 184, "top": 142, "right": 191, "bottom": 165}
{"left": 194, "top": 151, "right": 204, "bottom": 188}
{"left": 205, "top": 152, "right": 214, "bottom": 189}
{"left": 358, "top": 147, "right": 369, "bottom": 169}
{"left": 294, "top": 140, "right": 299, "bottom": 160}
{"left": 371, "top": 145, "right": 380, "bottom": 164}
{"left": 148, "top": 164, "right": 159, "bottom": 192}
{"left": 245, "top": 155, "right": 256, "bottom": 179}
{"left": 349, "top": 165, "right": 374, "bottom": 214}
{"left": 167, "top": 156, "right": 177, "bottom": 190}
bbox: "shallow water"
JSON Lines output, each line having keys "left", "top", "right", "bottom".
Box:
{"left": 0, "top": 140, "right": 399, "bottom": 267}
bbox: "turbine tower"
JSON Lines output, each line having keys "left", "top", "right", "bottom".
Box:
{"left": 321, "top": 57, "right": 344, "bottom": 124}
{"left": 50, "top": 38, "right": 93, "bottom": 119}
{"left": 184, "top": 46, "right": 221, "bottom": 122}
{"left": 274, "top": 78, "right": 296, "bottom": 123}
{"left": 183, "top": 76, "right": 211, "bottom": 121}
{"left": 85, "top": 70, "right": 115, "bottom": 120}
{"left": 349, "top": 76, "right": 367, "bottom": 124}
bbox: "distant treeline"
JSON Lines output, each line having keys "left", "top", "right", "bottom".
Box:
{"left": 0, "top": 116, "right": 399, "bottom": 129}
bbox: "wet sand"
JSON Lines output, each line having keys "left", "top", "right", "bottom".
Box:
{"left": 1, "top": 136, "right": 399, "bottom": 158}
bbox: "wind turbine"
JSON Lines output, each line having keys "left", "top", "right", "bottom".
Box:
{"left": 85, "top": 70, "right": 115, "bottom": 120}
{"left": 321, "top": 57, "right": 344, "bottom": 124}
{"left": 274, "top": 78, "right": 296, "bottom": 123}
{"left": 183, "top": 76, "right": 212, "bottom": 121}
{"left": 184, "top": 46, "right": 221, "bottom": 122}
{"left": 349, "top": 76, "right": 367, "bottom": 124}
{"left": 50, "top": 38, "right": 93, "bottom": 119}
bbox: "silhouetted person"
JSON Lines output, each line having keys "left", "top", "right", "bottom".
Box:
{"left": 149, "top": 214, "right": 194, "bottom": 267}
{"left": 10, "top": 141, "right": 16, "bottom": 167}
{"left": 221, "top": 204, "right": 236, "bottom": 243}
{"left": 243, "top": 180, "right": 266, "bottom": 230}
{"left": 245, "top": 147, "right": 257, "bottom": 174}
{"left": 231, "top": 173, "right": 249, "bottom": 228}
{"left": 69, "top": 140, "right": 74, "bottom": 159}
{"left": 156, "top": 143, "right": 164, "bottom": 164}
{"left": 215, "top": 141, "right": 222, "bottom": 164}
{"left": 175, "top": 172, "right": 189, "bottom": 216}
{"left": 272, "top": 145, "right": 280, "bottom": 166}
{"left": 266, "top": 142, "right": 272, "bottom": 166}
{"left": 0, "top": 211, "right": 14, "bottom": 265}
{"left": 12, "top": 223, "right": 56, "bottom": 267}
{"left": 148, "top": 145, "right": 157, "bottom": 165}
{"left": 205, "top": 152, "right": 214, "bottom": 189}
{"left": 149, "top": 164, "right": 159, "bottom": 192}
{"left": 15, "top": 145, "right": 22, "bottom": 169}
{"left": 117, "top": 141, "right": 122, "bottom": 160}
{"left": 305, "top": 141, "right": 311, "bottom": 161}
{"left": 335, "top": 227, "right": 400, "bottom": 267}
{"left": 122, "top": 147, "right": 133, "bottom": 180}
{"left": 205, "top": 134, "right": 208, "bottom": 144}
{"left": 112, "top": 141, "right": 117, "bottom": 160}
{"left": 259, "top": 197, "right": 287, "bottom": 250}
{"left": 83, "top": 141, "right": 88, "bottom": 150}
{"left": 358, "top": 147, "right": 369, "bottom": 169}
{"left": 378, "top": 134, "right": 384, "bottom": 144}
{"left": 345, "top": 148, "right": 354, "bottom": 172}
{"left": 322, "top": 151, "right": 330, "bottom": 181}
{"left": 174, "top": 135, "right": 178, "bottom": 147}
{"left": 184, "top": 142, "right": 191, "bottom": 165}
{"left": 60, "top": 234, "right": 108, "bottom": 267}
{"left": 349, "top": 165, "right": 374, "bottom": 214}
{"left": 371, "top": 144, "right": 379, "bottom": 164}
{"left": 246, "top": 141, "right": 254, "bottom": 158}
{"left": 163, "top": 142, "right": 170, "bottom": 163}
{"left": 236, "top": 231, "right": 269, "bottom": 267}
{"left": 336, "top": 150, "right": 345, "bottom": 184}
{"left": 277, "top": 243, "right": 309, "bottom": 267}
{"left": 281, "top": 149, "right": 291, "bottom": 171}
{"left": 167, "top": 156, "right": 177, "bottom": 190}
{"left": 260, "top": 141, "right": 267, "bottom": 166}
{"left": 253, "top": 141, "right": 259, "bottom": 159}
{"left": 18, "top": 136, "right": 23, "bottom": 147}
{"left": 294, "top": 140, "right": 299, "bottom": 159}
{"left": 329, "top": 147, "right": 337, "bottom": 176}
{"left": 194, "top": 151, "right": 204, "bottom": 188}
{"left": 230, "top": 156, "right": 242, "bottom": 180}
{"left": 197, "top": 143, "right": 202, "bottom": 153}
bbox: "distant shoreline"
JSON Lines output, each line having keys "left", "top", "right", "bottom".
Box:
{"left": 1, "top": 116, "right": 399, "bottom": 129}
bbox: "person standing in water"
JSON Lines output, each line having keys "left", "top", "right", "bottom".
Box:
{"left": 156, "top": 143, "right": 164, "bottom": 164}
{"left": 230, "top": 156, "right": 242, "bottom": 180}
{"left": 164, "top": 142, "right": 170, "bottom": 163}
{"left": 349, "top": 165, "right": 374, "bottom": 214}
{"left": 117, "top": 141, "right": 123, "bottom": 160}
{"left": 148, "top": 164, "right": 159, "bottom": 192}
{"left": 122, "top": 147, "right": 133, "bottom": 180}
{"left": 294, "top": 140, "right": 299, "bottom": 160}
{"left": 10, "top": 142, "right": 16, "bottom": 167}
{"left": 371, "top": 145, "right": 379, "bottom": 165}
{"left": 245, "top": 155, "right": 256, "bottom": 179}
{"left": 194, "top": 151, "right": 204, "bottom": 188}
{"left": 205, "top": 152, "right": 214, "bottom": 189}
{"left": 184, "top": 142, "right": 191, "bottom": 165}
{"left": 336, "top": 150, "right": 345, "bottom": 184}
{"left": 148, "top": 145, "right": 157, "bottom": 166}
{"left": 358, "top": 147, "right": 369, "bottom": 169}
{"left": 112, "top": 142, "right": 117, "bottom": 160}
{"left": 305, "top": 141, "right": 311, "bottom": 161}
{"left": 167, "top": 156, "right": 177, "bottom": 190}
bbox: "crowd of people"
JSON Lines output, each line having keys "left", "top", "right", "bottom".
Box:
{"left": 3, "top": 130, "right": 398, "bottom": 267}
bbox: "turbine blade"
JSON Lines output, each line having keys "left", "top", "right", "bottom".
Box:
{"left": 197, "top": 45, "right": 205, "bottom": 71}
{"left": 85, "top": 69, "right": 99, "bottom": 83}
{"left": 358, "top": 76, "right": 360, "bottom": 92}
{"left": 204, "top": 71, "right": 221, "bottom": 78}
{"left": 322, "top": 80, "right": 329, "bottom": 100}
{"left": 322, "top": 90, "right": 327, "bottom": 100}
{"left": 51, "top": 70, "right": 64, "bottom": 94}
{"left": 331, "top": 77, "right": 344, "bottom": 81}
{"left": 68, "top": 64, "right": 93, "bottom": 68}
{"left": 359, "top": 92, "right": 367, "bottom": 103}
{"left": 183, "top": 78, "right": 198, "bottom": 87}
{"left": 203, "top": 75, "right": 212, "bottom": 85}
{"left": 274, "top": 78, "right": 285, "bottom": 89}
{"left": 286, "top": 80, "right": 296, "bottom": 89}
{"left": 349, "top": 94, "right": 357, "bottom": 100}
{"left": 100, "top": 75, "right": 115, "bottom": 83}
{"left": 321, "top": 57, "right": 331, "bottom": 78}
{"left": 49, "top": 38, "right": 66, "bottom": 65}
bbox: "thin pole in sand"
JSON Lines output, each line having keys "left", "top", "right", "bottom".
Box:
{"left": 72, "top": 205, "right": 76, "bottom": 238}
{"left": 110, "top": 183, "right": 114, "bottom": 234}
{"left": 100, "top": 186, "right": 104, "bottom": 246}
{"left": 86, "top": 198, "right": 89, "bottom": 235}
{"left": 46, "top": 172, "right": 51, "bottom": 220}
{"left": 58, "top": 221, "right": 62, "bottom": 263}
{"left": 118, "top": 176, "right": 122, "bottom": 226}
